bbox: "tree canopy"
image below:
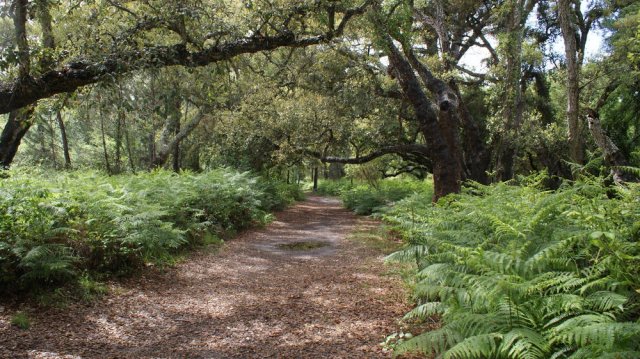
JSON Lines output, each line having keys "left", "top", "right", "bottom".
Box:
{"left": 0, "top": 0, "right": 639, "bottom": 199}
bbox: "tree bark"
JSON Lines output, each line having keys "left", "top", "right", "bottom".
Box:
{"left": 558, "top": 0, "right": 583, "bottom": 164}
{"left": 172, "top": 116, "right": 181, "bottom": 172}
{"left": 99, "top": 106, "right": 112, "bottom": 174}
{"left": 55, "top": 109, "right": 72, "bottom": 169}
{"left": 496, "top": 0, "right": 526, "bottom": 181}
{"left": 313, "top": 166, "right": 319, "bottom": 192}
{"left": 114, "top": 110, "right": 123, "bottom": 174}
{"left": 450, "top": 82, "right": 490, "bottom": 184}
{"left": 0, "top": 107, "right": 34, "bottom": 168}
{"left": 378, "top": 29, "right": 461, "bottom": 200}
{"left": 0, "top": 0, "right": 58, "bottom": 170}
{"left": 11, "top": 0, "right": 30, "bottom": 79}
{"left": 152, "top": 107, "right": 208, "bottom": 168}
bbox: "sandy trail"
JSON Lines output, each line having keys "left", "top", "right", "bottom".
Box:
{"left": 0, "top": 196, "right": 409, "bottom": 358}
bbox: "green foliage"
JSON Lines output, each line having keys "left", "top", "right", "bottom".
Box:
{"left": 10, "top": 311, "right": 30, "bottom": 330}
{"left": 341, "top": 178, "right": 433, "bottom": 215}
{"left": 77, "top": 274, "right": 108, "bottom": 302}
{"left": 313, "top": 179, "right": 356, "bottom": 196}
{"left": 0, "top": 168, "right": 299, "bottom": 293}
{"left": 383, "top": 176, "right": 640, "bottom": 358}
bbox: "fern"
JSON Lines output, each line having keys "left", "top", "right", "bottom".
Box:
{"left": 383, "top": 175, "right": 640, "bottom": 358}
{"left": 0, "top": 168, "right": 301, "bottom": 292}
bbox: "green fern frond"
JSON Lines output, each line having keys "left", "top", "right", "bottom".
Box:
{"left": 613, "top": 166, "right": 640, "bottom": 177}
{"left": 498, "top": 328, "right": 550, "bottom": 359}
{"left": 404, "top": 302, "right": 445, "bottom": 320}
{"left": 444, "top": 333, "right": 501, "bottom": 359}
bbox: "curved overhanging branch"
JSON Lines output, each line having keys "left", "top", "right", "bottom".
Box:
{"left": 0, "top": 1, "right": 372, "bottom": 114}
{"left": 0, "top": 34, "right": 308, "bottom": 114}
{"left": 310, "top": 144, "right": 430, "bottom": 165}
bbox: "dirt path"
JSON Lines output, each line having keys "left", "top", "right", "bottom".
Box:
{"left": 0, "top": 196, "right": 410, "bottom": 358}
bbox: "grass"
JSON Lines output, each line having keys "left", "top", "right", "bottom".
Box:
{"left": 11, "top": 311, "right": 30, "bottom": 330}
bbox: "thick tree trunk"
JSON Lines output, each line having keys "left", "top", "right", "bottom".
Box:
{"left": 153, "top": 95, "right": 181, "bottom": 168}
{"left": 558, "top": 0, "right": 583, "bottom": 164}
{"left": 0, "top": 107, "right": 34, "bottom": 168}
{"left": 0, "top": 0, "right": 58, "bottom": 169}
{"left": 378, "top": 29, "right": 461, "bottom": 200}
{"left": 450, "top": 82, "right": 490, "bottom": 184}
{"left": 55, "top": 110, "right": 72, "bottom": 169}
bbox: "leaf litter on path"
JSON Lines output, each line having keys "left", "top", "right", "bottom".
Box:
{"left": 0, "top": 196, "right": 411, "bottom": 358}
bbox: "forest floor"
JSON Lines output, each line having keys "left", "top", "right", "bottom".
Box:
{"left": 0, "top": 196, "right": 417, "bottom": 358}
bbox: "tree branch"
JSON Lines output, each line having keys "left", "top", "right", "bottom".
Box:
{"left": 0, "top": 2, "right": 371, "bottom": 114}
{"left": 311, "top": 144, "right": 430, "bottom": 164}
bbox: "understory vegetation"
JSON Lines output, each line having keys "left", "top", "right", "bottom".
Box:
{"left": 315, "top": 178, "right": 433, "bottom": 215}
{"left": 340, "top": 175, "right": 640, "bottom": 358}
{"left": 0, "top": 168, "right": 302, "bottom": 295}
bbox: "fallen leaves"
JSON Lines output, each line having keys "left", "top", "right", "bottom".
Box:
{"left": 0, "top": 196, "right": 411, "bottom": 358}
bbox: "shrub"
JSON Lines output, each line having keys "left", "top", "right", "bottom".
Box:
{"left": 384, "top": 176, "right": 640, "bottom": 358}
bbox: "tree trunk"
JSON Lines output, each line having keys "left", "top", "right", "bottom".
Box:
{"left": 378, "top": 28, "right": 461, "bottom": 200}
{"left": 48, "top": 115, "right": 58, "bottom": 168}
{"left": 123, "top": 113, "right": 136, "bottom": 174}
{"left": 0, "top": 0, "right": 58, "bottom": 169}
{"left": 313, "top": 166, "right": 319, "bottom": 192}
{"left": 99, "top": 108, "right": 112, "bottom": 174}
{"left": 151, "top": 106, "right": 207, "bottom": 168}
{"left": 148, "top": 133, "right": 156, "bottom": 168}
{"left": 496, "top": 0, "right": 525, "bottom": 181}
{"left": 55, "top": 110, "right": 72, "bottom": 169}
{"left": 172, "top": 117, "right": 180, "bottom": 172}
{"left": 114, "top": 110, "right": 123, "bottom": 174}
{"left": 0, "top": 107, "right": 34, "bottom": 169}
{"left": 12, "top": 0, "right": 30, "bottom": 79}
{"left": 558, "top": 0, "right": 583, "bottom": 164}
{"left": 450, "top": 82, "right": 490, "bottom": 184}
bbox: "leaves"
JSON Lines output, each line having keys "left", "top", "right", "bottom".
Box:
{"left": 383, "top": 177, "right": 640, "bottom": 358}
{"left": 0, "top": 168, "right": 301, "bottom": 291}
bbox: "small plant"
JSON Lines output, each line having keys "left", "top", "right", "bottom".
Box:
{"left": 78, "top": 274, "right": 108, "bottom": 302}
{"left": 381, "top": 331, "right": 414, "bottom": 352}
{"left": 11, "top": 311, "right": 30, "bottom": 330}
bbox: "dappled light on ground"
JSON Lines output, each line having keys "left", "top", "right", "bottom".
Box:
{"left": 0, "top": 196, "right": 410, "bottom": 358}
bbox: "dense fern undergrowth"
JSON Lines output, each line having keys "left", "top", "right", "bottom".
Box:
{"left": 0, "top": 168, "right": 303, "bottom": 295}
{"left": 332, "top": 175, "right": 640, "bottom": 358}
